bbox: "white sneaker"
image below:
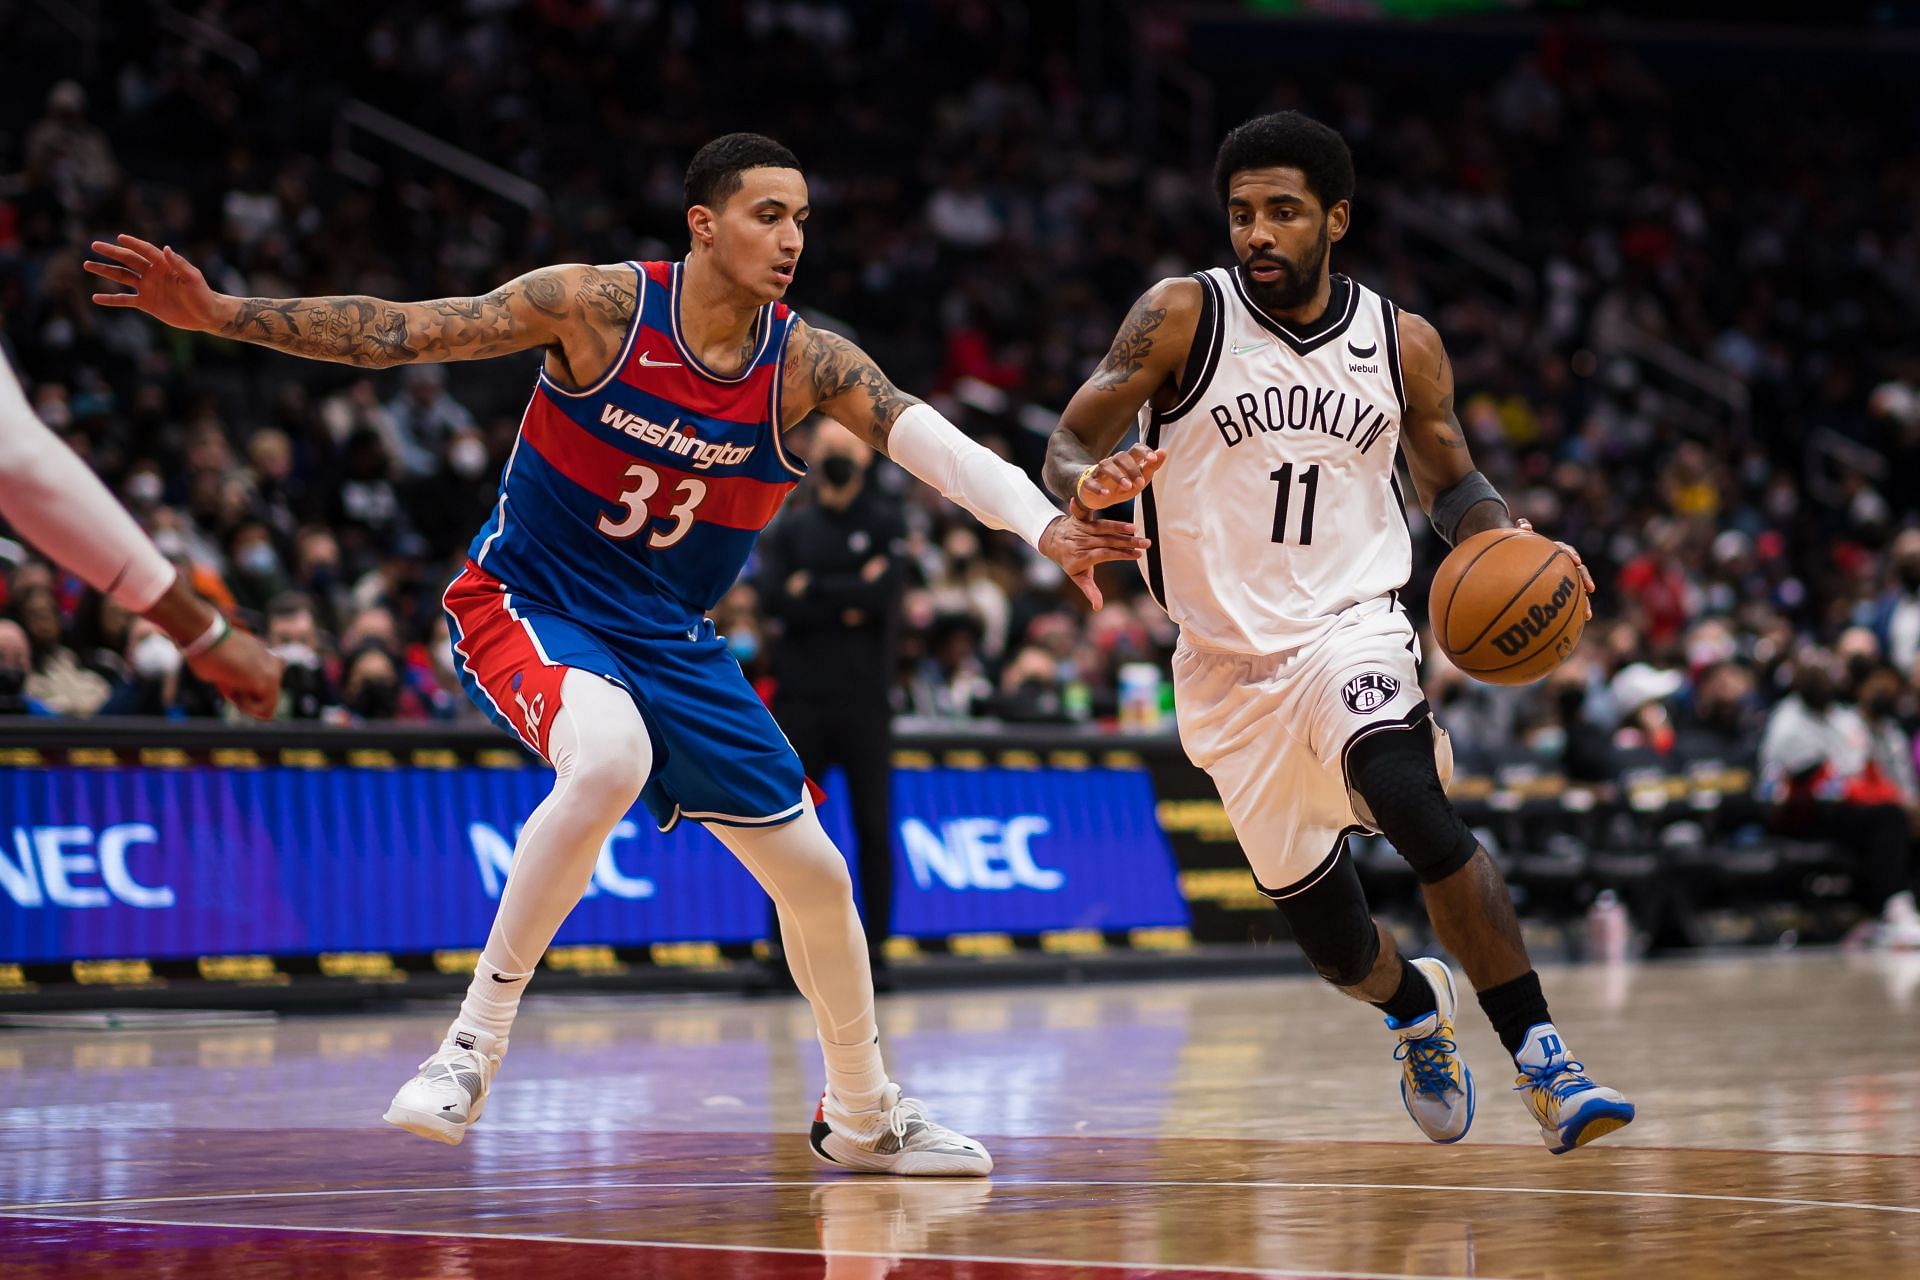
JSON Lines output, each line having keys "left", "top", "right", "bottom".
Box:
{"left": 382, "top": 1026, "right": 503, "bottom": 1146}
{"left": 1384, "top": 957, "right": 1475, "bottom": 1144}
{"left": 809, "top": 1085, "right": 994, "bottom": 1176}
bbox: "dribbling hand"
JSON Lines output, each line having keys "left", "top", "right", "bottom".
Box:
{"left": 1516, "top": 518, "right": 1597, "bottom": 621}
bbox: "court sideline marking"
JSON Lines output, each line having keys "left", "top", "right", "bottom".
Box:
{"left": 3, "top": 1176, "right": 1917, "bottom": 1217}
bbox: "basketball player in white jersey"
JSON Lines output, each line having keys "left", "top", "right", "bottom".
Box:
{"left": 1045, "top": 112, "right": 1634, "bottom": 1153}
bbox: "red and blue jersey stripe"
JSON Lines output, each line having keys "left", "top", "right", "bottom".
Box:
{"left": 466, "top": 260, "right": 804, "bottom": 639}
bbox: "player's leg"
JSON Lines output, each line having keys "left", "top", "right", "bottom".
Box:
{"left": 385, "top": 668, "right": 650, "bottom": 1144}
{"left": 1264, "top": 846, "right": 1475, "bottom": 1143}
{"left": 706, "top": 804, "right": 992, "bottom": 1176}
{"left": 1345, "top": 719, "right": 1635, "bottom": 1152}
{"left": 1171, "top": 641, "right": 1472, "bottom": 1143}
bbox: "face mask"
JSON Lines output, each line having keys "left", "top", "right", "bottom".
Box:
{"left": 727, "top": 630, "right": 760, "bottom": 663}
{"left": 237, "top": 543, "right": 279, "bottom": 576}
{"left": 131, "top": 632, "right": 182, "bottom": 679}
{"left": 353, "top": 679, "right": 398, "bottom": 719}
{"left": 1901, "top": 563, "right": 1920, "bottom": 592}
{"left": 0, "top": 669, "right": 24, "bottom": 699}
{"left": 819, "top": 455, "right": 858, "bottom": 487}
{"left": 449, "top": 439, "right": 490, "bottom": 478}
{"left": 1869, "top": 693, "right": 1900, "bottom": 719}
{"left": 126, "top": 473, "right": 164, "bottom": 506}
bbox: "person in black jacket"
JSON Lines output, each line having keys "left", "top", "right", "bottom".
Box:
{"left": 758, "top": 419, "right": 908, "bottom": 985}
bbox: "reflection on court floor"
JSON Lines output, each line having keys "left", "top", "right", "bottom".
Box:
{"left": 4, "top": 953, "right": 1919, "bottom": 1278}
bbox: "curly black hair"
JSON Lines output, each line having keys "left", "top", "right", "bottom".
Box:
{"left": 684, "top": 132, "right": 802, "bottom": 212}
{"left": 1212, "top": 111, "right": 1354, "bottom": 211}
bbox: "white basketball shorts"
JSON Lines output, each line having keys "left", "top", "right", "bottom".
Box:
{"left": 1170, "top": 599, "right": 1453, "bottom": 899}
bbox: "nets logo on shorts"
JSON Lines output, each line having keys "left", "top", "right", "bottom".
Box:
{"left": 1342, "top": 671, "right": 1401, "bottom": 715}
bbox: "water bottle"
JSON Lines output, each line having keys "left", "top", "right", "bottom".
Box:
{"left": 1588, "top": 890, "right": 1629, "bottom": 964}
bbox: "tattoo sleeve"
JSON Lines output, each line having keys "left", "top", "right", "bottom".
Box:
{"left": 216, "top": 265, "right": 634, "bottom": 371}
{"left": 785, "top": 323, "right": 921, "bottom": 452}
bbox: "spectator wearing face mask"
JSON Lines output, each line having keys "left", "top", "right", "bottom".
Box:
{"left": 757, "top": 418, "right": 908, "bottom": 986}
{"left": 1759, "top": 651, "right": 1920, "bottom": 948}
{"left": 339, "top": 642, "right": 406, "bottom": 722}
{"left": 98, "top": 618, "right": 221, "bottom": 718}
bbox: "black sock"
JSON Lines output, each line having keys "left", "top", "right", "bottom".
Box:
{"left": 1477, "top": 970, "right": 1551, "bottom": 1058}
{"left": 1372, "top": 960, "right": 1440, "bottom": 1024}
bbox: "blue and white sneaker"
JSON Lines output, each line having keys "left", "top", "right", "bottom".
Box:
{"left": 1512, "top": 1022, "right": 1635, "bottom": 1154}
{"left": 1385, "top": 957, "right": 1475, "bottom": 1143}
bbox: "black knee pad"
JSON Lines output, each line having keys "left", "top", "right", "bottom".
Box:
{"left": 1263, "top": 849, "right": 1379, "bottom": 988}
{"left": 1345, "top": 722, "right": 1478, "bottom": 884}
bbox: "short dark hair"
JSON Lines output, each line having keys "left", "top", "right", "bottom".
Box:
{"left": 684, "top": 133, "right": 802, "bottom": 212}
{"left": 1212, "top": 111, "right": 1354, "bottom": 211}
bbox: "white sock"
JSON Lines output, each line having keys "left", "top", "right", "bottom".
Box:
{"left": 455, "top": 950, "right": 534, "bottom": 1042}
{"left": 821, "top": 1033, "right": 890, "bottom": 1114}
{"left": 442, "top": 1021, "right": 506, "bottom": 1058}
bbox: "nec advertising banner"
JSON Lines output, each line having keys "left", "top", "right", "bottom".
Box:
{"left": 0, "top": 762, "right": 1186, "bottom": 964}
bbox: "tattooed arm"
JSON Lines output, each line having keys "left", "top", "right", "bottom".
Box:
{"left": 85, "top": 234, "right": 635, "bottom": 382}
{"left": 780, "top": 317, "right": 1151, "bottom": 609}
{"left": 780, "top": 318, "right": 922, "bottom": 451}
{"left": 1043, "top": 278, "right": 1200, "bottom": 509}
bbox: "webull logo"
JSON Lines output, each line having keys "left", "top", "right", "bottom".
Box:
{"left": 900, "top": 816, "right": 1064, "bottom": 892}
{"left": 1490, "top": 575, "right": 1577, "bottom": 658}
{"left": 470, "top": 821, "right": 655, "bottom": 900}
{"left": 1, "top": 824, "right": 174, "bottom": 909}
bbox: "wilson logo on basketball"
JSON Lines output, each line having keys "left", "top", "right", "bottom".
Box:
{"left": 1489, "top": 575, "right": 1577, "bottom": 657}
{"left": 1342, "top": 671, "right": 1400, "bottom": 715}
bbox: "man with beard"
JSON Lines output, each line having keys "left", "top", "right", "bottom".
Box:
{"left": 1043, "top": 112, "right": 1634, "bottom": 1154}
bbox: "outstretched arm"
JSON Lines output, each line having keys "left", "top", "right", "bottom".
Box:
{"left": 1044, "top": 278, "right": 1201, "bottom": 514}
{"left": 781, "top": 319, "right": 1149, "bottom": 608}
{"left": 86, "top": 234, "right": 633, "bottom": 378}
{"left": 1398, "top": 310, "right": 1594, "bottom": 611}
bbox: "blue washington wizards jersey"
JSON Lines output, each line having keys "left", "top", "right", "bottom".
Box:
{"left": 467, "top": 259, "right": 806, "bottom": 639}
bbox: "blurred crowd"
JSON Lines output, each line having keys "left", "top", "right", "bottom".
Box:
{"left": 2, "top": 2, "right": 1918, "bottom": 832}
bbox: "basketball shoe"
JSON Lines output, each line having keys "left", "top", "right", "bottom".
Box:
{"left": 1512, "top": 1022, "right": 1635, "bottom": 1154}
{"left": 1384, "top": 956, "right": 1475, "bottom": 1143}
{"left": 809, "top": 1085, "right": 994, "bottom": 1176}
{"left": 382, "top": 1025, "right": 502, "bottom": 1146}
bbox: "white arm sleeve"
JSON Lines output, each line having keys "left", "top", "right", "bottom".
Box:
{"left": 0, "top": 357, "right": 177, "bottom": 612}
{"left": 886, "top": 403, "right": 1061, "bottom": 550}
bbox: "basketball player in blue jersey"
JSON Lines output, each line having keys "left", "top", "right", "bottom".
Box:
{"left": 1044, "top": 112, "right": 1634, "bottom": 1154}
{"left": 88, "top": 133, "right": 1146, "bottom": 1175}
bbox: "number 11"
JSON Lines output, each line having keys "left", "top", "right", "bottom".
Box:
{"left": 1270, "top": 463, "right": 1319, "bottom": 545}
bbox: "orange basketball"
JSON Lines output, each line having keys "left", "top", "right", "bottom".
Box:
{"left": 1429, "top": 528, "right": 1586, "bottom": 685}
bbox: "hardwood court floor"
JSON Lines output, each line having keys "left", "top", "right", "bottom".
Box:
{"left": 3, "top": 951, "right": 1918, "bottom": 1278}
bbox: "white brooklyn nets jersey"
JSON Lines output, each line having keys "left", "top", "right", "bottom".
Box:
{"left": 1138, "top": 268, "right": 1411, "bottom": 655}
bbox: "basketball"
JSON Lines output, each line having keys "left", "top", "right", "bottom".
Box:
{"left": 1429, "top": 528, "right": 1587, "bottom": 685}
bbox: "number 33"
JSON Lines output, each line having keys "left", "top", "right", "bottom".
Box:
{"left": 596, "top": 463, "right": 708, "bottom": 548}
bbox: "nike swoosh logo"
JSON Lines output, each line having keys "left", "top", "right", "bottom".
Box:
{"left": 1348, "top": 341, "right": 1377, "bottom": 359}
{"left": 1230, "top": 342, "right": 1267, "bottom": 356}
{"left": 489, "top": 973, "right": 525, "bottom": 984}
{"left": 636, "top": 352, "right": 682, "bottom": 369}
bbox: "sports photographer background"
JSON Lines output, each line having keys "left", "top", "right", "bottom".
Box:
{"left": 3, "top": 4, "right": 1919, "bottom": 960}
